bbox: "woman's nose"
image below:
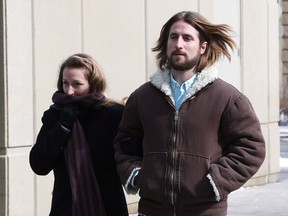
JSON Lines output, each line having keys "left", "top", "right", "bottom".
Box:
{"left": 66, "top": 85, "right": 74, "bottom": 95}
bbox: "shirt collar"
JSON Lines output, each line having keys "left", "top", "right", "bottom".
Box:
{"left": 170, "top": 72, "right": 198, "bottom": 91}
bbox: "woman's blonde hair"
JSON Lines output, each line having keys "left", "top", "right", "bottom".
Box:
{"left": 57, "top": 53, "right": 122, "bottom": 106}
{"left": 57, "top": 53, "right": 106, "bottom": 94}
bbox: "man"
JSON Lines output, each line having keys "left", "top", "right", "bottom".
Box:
{"left": 114, "top": 11, "right": 265, "bottom": 216}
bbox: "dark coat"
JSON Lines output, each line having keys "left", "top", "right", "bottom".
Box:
{"left": 114, "top": 66, "right": 265, "bottom": 216}
{"left": 30, "top": 103, "right": 128, "bottom": 216}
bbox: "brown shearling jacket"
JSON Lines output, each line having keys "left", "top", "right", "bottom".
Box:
{"left": 114, "top": 66, "right": 265, "bottom": 216}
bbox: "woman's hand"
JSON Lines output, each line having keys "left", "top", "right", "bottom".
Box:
{"left": 60, "top": 104, "right": 80, "bottom": 130}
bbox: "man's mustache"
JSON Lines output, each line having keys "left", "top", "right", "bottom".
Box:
{"left": 171, "top": 50, "right": 186, "bottom": 55}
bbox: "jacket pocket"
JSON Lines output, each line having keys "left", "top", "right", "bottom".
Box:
{"left": 178, "top": 153, "right": 215, "bottom": 207}
{"left": 138, "top": 152, "right": 168, "bottom": 207}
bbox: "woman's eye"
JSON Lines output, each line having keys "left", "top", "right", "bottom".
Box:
{"left": 73, "top": 83, "right": 82, "bottom": 87}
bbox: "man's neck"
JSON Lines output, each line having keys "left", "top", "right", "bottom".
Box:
{"left": 171, "top": 68, "right": 197, "bottom": 85}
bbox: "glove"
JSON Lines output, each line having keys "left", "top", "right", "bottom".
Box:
{"left": 60, "top": 104, "right": 80, "bottom": 130}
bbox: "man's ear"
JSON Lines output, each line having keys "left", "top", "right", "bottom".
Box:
{"left": 200, "top": 42, "right": 207, "bottom": 54}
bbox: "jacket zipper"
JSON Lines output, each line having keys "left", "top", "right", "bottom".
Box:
{"left": 170, "top": 111, "right": 179, "bottom": 208}
{"left": 167, "top": 96, "right": 195, "bottom": 215}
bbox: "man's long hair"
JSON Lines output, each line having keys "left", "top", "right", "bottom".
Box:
{"left": 152, "top": 11, "right": 237, "bottom": 72}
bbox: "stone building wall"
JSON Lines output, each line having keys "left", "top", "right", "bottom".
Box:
{"left": 281, "top": 0, "right": 288, "bottom": 112}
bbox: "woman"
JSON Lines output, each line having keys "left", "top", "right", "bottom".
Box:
{"left": 30, "top": 53, "right": 129, "bottom": 216}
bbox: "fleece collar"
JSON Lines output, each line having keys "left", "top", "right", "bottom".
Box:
{"left": 150, "top": 65, "right": 219, "bottom": 101}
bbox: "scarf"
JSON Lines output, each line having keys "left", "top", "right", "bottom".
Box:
{"left": 52, "top": 91, "right": 107, "bottom": 216}
{"left": 52, "top": 91, "right": 106, "bottom": 108}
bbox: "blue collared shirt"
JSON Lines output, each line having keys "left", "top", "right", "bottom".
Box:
{"left": 170, "top": 72, "right": 199, "bottom": 111}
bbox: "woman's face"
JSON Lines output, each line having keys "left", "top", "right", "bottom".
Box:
{"left": 62, "top": 67, "right": 90, "bottom": 96}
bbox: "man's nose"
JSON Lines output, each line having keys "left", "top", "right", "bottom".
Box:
{"left": 176, "top": 38, "right": 183, "bottom": 48}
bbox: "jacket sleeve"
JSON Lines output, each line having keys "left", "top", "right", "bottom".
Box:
{"left": 29, "top": 107, "right": 71, "bottom": 175}
{"left": 114, "top": 91, "right": 144, "bottom": 194}
{"left": 209, "top": 94, "right": 265, "bottom": 200}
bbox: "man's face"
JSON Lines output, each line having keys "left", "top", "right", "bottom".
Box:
{"left": 167, "top": 21, "right": 206, "bottom": 71}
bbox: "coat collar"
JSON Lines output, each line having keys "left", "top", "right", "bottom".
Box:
{"left": 150, "top": 65, "right": 219, "bottom": 100}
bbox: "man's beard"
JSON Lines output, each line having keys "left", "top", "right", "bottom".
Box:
{"left": 167, "top": 52, "right": 201, "bottom": 71}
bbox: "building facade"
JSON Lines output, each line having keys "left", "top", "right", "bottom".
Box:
{"left": 280, "top": 0, "right": 288, "bottom": 120}
{"left": 0, "top": 0, "right": 280, "bottom": 215}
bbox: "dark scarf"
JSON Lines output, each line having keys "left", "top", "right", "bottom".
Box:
{"left": 52, "top": 91, "right": 106, "bottom": 108}
{"left": 52, "top": 91, "right": 107, "bottom": 216}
